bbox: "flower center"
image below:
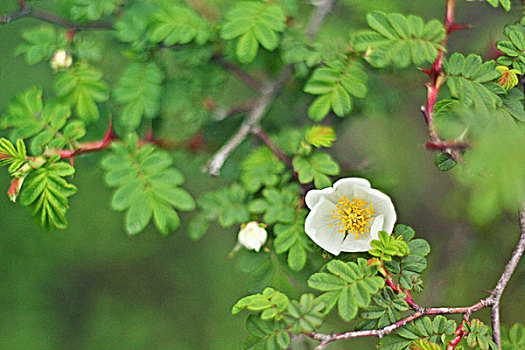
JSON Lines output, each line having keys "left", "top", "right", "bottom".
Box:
{"left": 329, "top": 195, "right": 375, "bottom": 239}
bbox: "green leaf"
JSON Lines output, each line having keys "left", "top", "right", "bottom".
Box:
{"left": 248, "top": 185, "right": 301, "bottom": 224}
{"left": 70, "top": 0, "right": 118, "bottom": 21}
{"left": 305, "top": 125, "right": 337, "bottom": 148}
{"left": 147, "top": 2, "right": 211, "bottom": 46}
{"left": 113, "top": 62, "right": 165, "bottom": 130}
{"left": 369, "top": 231, "right": 410, "bottom": 261}
{"left": 304, "top": 60, "right": 368, "bottom": 120}
{"left": 352, "top": 12, "right": 445, "bottom": 68}
{"left": 101, "top": 139, "right": 194, "bottom": 235}
{"left": 232, "top": 288, "right": 289, "bottom": 320}
{"left": 221, "top": 1, "right": 287, "bottom": 64}
{"left": 197, "top": 183, "right": 250, "bottom": 228}
{"left": 497, "top": 23, "right": 525, "bottom": 72}
{"left": 55, "top": 62, "right": 109, "bottom": 123}
{"left": 434, "top": 153, "right": 457, "bottom": 171}
{"left": 241, "top": 146, "right": 286, "bottom": 193}
{"left": 308, "top": 258, "right": 384, "bottom": 321}
{"left": 483, "top": 0, "right": 511, "bottom": 11}
{"left": 292, "top": 152, "right": 339, "bottom": 188}
{"left": 443, "top": 53, "right": 504, "bottom": 112}
{"left": 0, "top": 138, "right": 28, "bottom": 174}
{"left": 15, "top": 26, "right": 67, "bottom": 65}
{"left": 273, "top": 209, "right": 309, "bottom": 271}
{"left": 19, "top": 162, "right": 77, "bottom": 230}
{"left": 115, "top": 2, "right": 158, "bottom": 51}
{"left": 360, "top": 287, "right": 409, "bottom": 330}
{"left": 3, "top": 87, "right": 85, "bottom": 155}
{"left": 379, "top": 316, "right": 456, "bottom": 350}
{"left": 236, "top": 31, "right": 259, "bottom": 64}
{"left": 243, "top": 315, "right": 289, "bottom": 350}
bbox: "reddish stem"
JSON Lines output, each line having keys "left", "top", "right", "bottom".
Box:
{"left": 446, "top": 322, "right": 465, "bottom": 350}
{"left": 423, "top": 0, "right": 462, "bottom": 143}
{"left": 57, "top": 123, "right": 115, "bottom": 159}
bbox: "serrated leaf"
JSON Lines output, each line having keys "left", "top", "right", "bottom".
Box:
{"left": 353, "top": 12, "right": 445, "bottom": 68}
{"left": 293, "top": 152, "right": 339, "bottom": 188}
{"left": 308, "top": 258, "right": 384, "bottom": 322}
{"left": 241, "top": 146, "right": 286, "bottom": 193}
{"left": 113, "top": 62, "right": 165, "bottom": 130}
{"left": 147, "top": 2, "right": 211, "bottom": 46}
{"left": 221, "top": 1, "right": 286, "bottom": 64}
{"left": 70, "top": 0, "right": 118, "bottom": 21}
{"left": 15, "top": 26, "right": 66, "bottom": 65}
{"left": 101, "top": 140, "right": 194, "bottom": 235}
{"left": 19, "top": 162, "right": 77, "bottom": 230}
{"left": 304, "top": 60, "right": 368, "bottom": 120}
{"left": 55, "top": 62, "right": 109, "bottom": 123}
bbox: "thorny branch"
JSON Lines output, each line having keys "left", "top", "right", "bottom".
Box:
{"left": 204, "top": 0, "right": 335, "bottom": 175}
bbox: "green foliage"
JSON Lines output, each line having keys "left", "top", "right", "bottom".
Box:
{"left": 384, "top": 225, "right": 430, "bottom": 291}
{"left": 273, "top": 209, "right": 310, "bottom": 271}
{"left": 55, "top": 62, "right": 109, "bottom": 123}
{"left": 503, "top": 324, "right": 525, "bottom": 350}
{"left": 465, "top": 319, "right": 497, "bottom": 350}
{"left": 304, "top": 60, "right": 368, "bottom": 120}
{"left": 3, "top": 87, "right": 85, "bottom": 155}
{"left": 20, "top": 161, "right": 77, "bottom": 231}
{"left": 243, "top": 315, "right": 290, "bottom": 350}
{"left": 15, "top": 27, "right": 67, "bottom": 65}
{"left": 434, "top": 152, "right": 457, "bottom": 171}
{"left": 113, "top": 62, "right": 165, "bottom": 130}
{"left": 220, "top": 1, "right": 287, "bottom": 63}
{"left": 308, "top": 258, "right": 384, "bottom": 321}
{"left": 410, "top": 339, "right": 442, "bottom": 350}
{"left": 192, "top": 183, "right": 250, "bottom": 235}
{"left": 359, "top": 286, "right": 409, "bottom": 329}
{"left": 147, "top": 2, "right": 211, "bottom": 46}
{"left": 379, "top": 315, "right": 456, "bottom": 350}
{"left": 114, "top": 1, "right": 158, "bottom": 51}
{"left": 249, "top": 185, "right": 301, "bottom": 225}
{"left": 0, "top": 138, "right": 27, "bottom": 174}
{"left": 497, "top": 23, "right": 525, "bottom": 72}
{"left": 474, "top": 0, "right": 511, "bottom": 11}
{"left": 70, "top": 0, "right": 118, "bottom": 21}
{"left": 443, "top": 53, "right": 505, "bottom": 112}
{"left": 232, "top": 287, "right": 290, "bottom": 320}
{"left": 369, "top": 230, "right": 410, "bottom": 261}
{"left": 284, "top": 294, "right": 325, "bottom": 333}
{"left": 241, "top": 147, "right": 286, "bottom": 193}
{"left": 101, "top": 135, "right": 195, "bottom": 235}
{"left": 352, "top": 11, "right": 445, "bottom": 68}
{"left": 305, "top": 125, "right": 336, "bottom": 148}
{"left": 292, "top": 151, "right": 339, "bottom": 188}
{"left": 280, "top": 28, "right": 321, "bottom": 75}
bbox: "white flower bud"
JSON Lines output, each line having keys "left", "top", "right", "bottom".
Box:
{"left": 50, "top": 49, "right": 73, "bottom": 71}
{"left": 237, "top": 222, "right": 267, "bottom": 252}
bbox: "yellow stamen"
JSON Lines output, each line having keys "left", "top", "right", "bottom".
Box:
{"left": 328, "top": 195, "right": 375, "bottom": 239}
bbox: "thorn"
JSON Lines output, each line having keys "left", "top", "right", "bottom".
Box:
{"left": 448, "top": 23, "right": 471, "bottom": 34}
{"left": 418, "top": 68, "right": 433, "bottom": 76}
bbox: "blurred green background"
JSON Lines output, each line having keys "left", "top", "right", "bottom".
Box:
{"left": 1, "top": 0, "right": 524, "bottom": 349}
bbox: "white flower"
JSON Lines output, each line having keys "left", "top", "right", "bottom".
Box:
{"left": 304, "top": 178, "right": 396, "bottom": 256}
{"left": 238, "top": 222, "right": 267, "bottom": 252}
{"left": 50, "top": 49, "right": 72, "bottom": 71}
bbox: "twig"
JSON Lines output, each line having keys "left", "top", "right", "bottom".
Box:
{"left": 487, "top": 200, "right": 525, "bottom": 348}
{"left": 307, "top": 300, "right": 489, "bottom": 350}
{"left": 1, "top": 7, "right": 112, "bottom": 30}
{"left": 211, "top": 56, "right": 263, "bottom": 92}
{"left": 204, "top": 0, "right": 335, "bottom": 175}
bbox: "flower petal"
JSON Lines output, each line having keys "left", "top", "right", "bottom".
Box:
{"left": 305, "top": 177, "right": 371, "bottom": 209}
{"left": 369, "top": 214, "right": 384, "bottom": 241}
{"left": 304, "top": 197, "right": 344, "bottom": 255}
{"left": 354, "top": 186, "right": 396, "bottom": 233}
{"left": 340, "top": 233, "right": 373, "bottom": 252}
